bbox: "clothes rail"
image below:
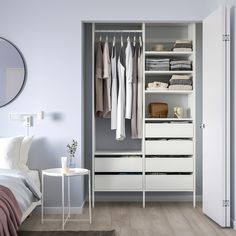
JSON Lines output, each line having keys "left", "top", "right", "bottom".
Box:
{"left": 94, "top": 30, "right": 142, "bottom": 33}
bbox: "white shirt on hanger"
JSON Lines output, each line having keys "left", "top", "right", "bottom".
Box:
{"left": 116, "top": 45, "right": 126, "bottom": 140}
{"left": 111, "top": 43, "right": 117, "bottom": 130}
{"left": 125, "top": 36, "right": 133, "bottom": 119}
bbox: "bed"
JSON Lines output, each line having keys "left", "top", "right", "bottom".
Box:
{"left": 0, "top": 169, "right": 41, "bottom": 222}
{"left": 0, "top": 136, "right": 42, "bottom": 235}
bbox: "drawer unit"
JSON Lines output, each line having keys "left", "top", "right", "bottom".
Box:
{"left": 146, "top": 157, "right": 193, "bottom": 172}
{"left": 94, "top": 175, "right": 142, "bottom": 191}
{"left": 145, "top": 123, "right": 193, "bottom": 138}
{"left": 95, "top": 157, "right": 142, "bottom": 172}
{"left": 145, "top": 140, "right": 193, "bottom": 155}
{"left": 146, "top": 174, "right": 194, "bottom": 191}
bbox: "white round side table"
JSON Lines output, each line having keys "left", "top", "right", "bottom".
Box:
{"left": 41, "top": 168, "right": 91, "bottom": 230}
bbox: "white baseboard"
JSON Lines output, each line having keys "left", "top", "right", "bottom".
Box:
{"left": 33, "top": 195, "right": 202, "bottom": 215}
{"left": 94, "top": 194, "right": 202, "bottom": 202}
{"left": 231, "top": 219, "right": 236, "bottom": 230}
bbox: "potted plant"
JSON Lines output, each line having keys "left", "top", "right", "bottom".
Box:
{"left": 67, "top": 139, "right": 78, "bottom": 168}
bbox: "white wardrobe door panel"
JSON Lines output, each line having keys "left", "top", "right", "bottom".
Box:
{"left": 95, "top": 158, "right": 142, "bottom": 172}
{"left": 145, "top": 140, "right": 193, "bottom": 155}
{"left": 146, "top": 157, "right": 193, "bottom": 172}
{"left": 94, "top": 175, "right": 142, "bottom": 191}
{"left": 203, "top": 6, "right": 230, "bottom": 227}
{"left": 145, "top": 123, "right": 193, "bottom": 138}
{"left": 146, "top": 175, "right": 193, "bottom": 191}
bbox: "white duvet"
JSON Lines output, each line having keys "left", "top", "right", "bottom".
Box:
{"left": 0, "top": 169, "right": 41, "bottom": 215}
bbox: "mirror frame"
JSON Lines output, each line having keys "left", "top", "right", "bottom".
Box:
{"left": 0, "top": 37, "right": 27, "bottom": 108}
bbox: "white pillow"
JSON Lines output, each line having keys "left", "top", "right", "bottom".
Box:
{"left": 18, "top": 136, "right": 33, "bottom": 170}
{"left": 0, "top": 136, "right": 24, "bottom": 169}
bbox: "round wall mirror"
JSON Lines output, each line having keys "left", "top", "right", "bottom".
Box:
{"left": 0, "top": 37, "right": 26, "bottom": 107}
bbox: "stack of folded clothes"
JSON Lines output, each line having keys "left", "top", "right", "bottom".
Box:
{"left": 172, "top": 40, "right": 192, "bottom": 52}
{"left": 147, "top": 81, "right": 169, "bottom": 91}
{"left": 146, "top": 58, "right": 170, "bottom": 71}
{"left": 168, "top": 75, "right": 193, "bottom": 90}
{"left": 170, "top": 59, "right": 192, "bottom": 71}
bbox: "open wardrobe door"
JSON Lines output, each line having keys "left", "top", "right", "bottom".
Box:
{"left": 202, "top": 6, "right": 230, "bottom": 227}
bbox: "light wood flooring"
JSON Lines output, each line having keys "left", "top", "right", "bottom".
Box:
{"left": 20, "top": 202, "right": 236, "bottom": 236}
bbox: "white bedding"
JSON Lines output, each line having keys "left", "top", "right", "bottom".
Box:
{"left": 0, "top": 169, "right": 41, "bottom": 215}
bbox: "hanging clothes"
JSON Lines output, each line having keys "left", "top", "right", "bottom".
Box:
{"left": 111, "top": 44, "right": 117, "bottom": 130}
{"left": 137, "top": 44, "right": 143, "bottom": 138}
{"left": 95, "top": 41, "right": 103, "bottom": 117}
{"left": 131, "top": 43, "right": 139, "bottom": 138}
{"left": 103, "top": 39, "right": 112, "bottom": 118}
{"left": 125, "top": 37, "right": 133, "bottom": 119}
{"left": 116, "top": 45, "right": 126, "bottom": 140}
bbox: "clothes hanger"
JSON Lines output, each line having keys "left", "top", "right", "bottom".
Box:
{"left": 139, "top": 36, "right": 142, "bottom": 47}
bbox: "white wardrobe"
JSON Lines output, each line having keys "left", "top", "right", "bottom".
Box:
{"left": 82, "top": 6, "right": 230, "bottom": 227}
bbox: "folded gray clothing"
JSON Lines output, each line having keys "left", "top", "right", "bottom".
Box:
{"left": 146, "top": 61, "right": 169, "bottom": 64}
{"left": 171, "top": 67, "right": 192, "bottom": 71}
{"left": 146, "top": 66, "right": 170, "bottom": 71}
{"left": 171, "top": 64, "right": 192, "bottom": 69}
{"left": 146, "top": 58, "right": 170, "bottom": 62}
{"left": 147, "top": 64, "right": 170, "bottom": 68}
{"left": 173, "top": 48, "right": 192, "bottom": 52}
{"left": 174, "top": 43, "right": 192, "bottom": 48}
{"left": 170, "top": 79, "right": 192, "bottom": 85}
{"left": 170, "top": 60, "right": 192, "bottom": 65}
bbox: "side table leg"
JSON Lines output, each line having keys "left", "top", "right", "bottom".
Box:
{"left": 88, "top": 172, "right": 92, "bottom": 224}
{"left": 62, "top": 175, "right": 65, "bottom": 230}
{"left": 68, "top": 176, "right": 71, "bottom": 218}
{"left": 41, "top": 173, "right": 44, "bottom": 224}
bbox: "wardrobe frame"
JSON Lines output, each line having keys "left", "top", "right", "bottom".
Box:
{"left": 90, "top": 22, "right": 196, "bottom": 208}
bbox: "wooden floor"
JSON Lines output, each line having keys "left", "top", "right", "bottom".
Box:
{"left": 20, "top": 202, "right": 236, "bottom": 236}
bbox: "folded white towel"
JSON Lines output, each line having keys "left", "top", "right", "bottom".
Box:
{"left": 148, "top": 81, "right": 169, "bottom": 88}
{"left": 147, "top": 87, "right": 169, "bottom": 91}
{"left": 175, "top": 40, "right": 192, "bottom": 44}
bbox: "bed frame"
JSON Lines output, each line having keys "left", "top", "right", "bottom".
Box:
{"left": 21, "top": 200, "right": 41, "bottom": 223}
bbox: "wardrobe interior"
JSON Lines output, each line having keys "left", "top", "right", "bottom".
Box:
{"left": 82, "top": 22, "right": 203, "bottom": 203}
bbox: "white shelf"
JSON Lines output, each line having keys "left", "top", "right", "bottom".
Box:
{"left": 145, "top": 51, "right": 193, "bottom": 56}
{"left": 145, "top": 118, "right": 193, "bottom": 122}
{"left": 95, "top": 150, "right": 143, "bottom": 156}
{"left": 145, "top": 90, "right": 193, "bottom": 94}
{"left": 145, "top": 71, "right": 193, "bottom": 75}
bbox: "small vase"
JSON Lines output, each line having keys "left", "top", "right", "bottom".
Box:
{"left": 69, "top": 155, "right": 76, "bottom": 168}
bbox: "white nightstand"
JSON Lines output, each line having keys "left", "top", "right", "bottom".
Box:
{"left": 41, "top": 168, "right": 91, "bottom": 230}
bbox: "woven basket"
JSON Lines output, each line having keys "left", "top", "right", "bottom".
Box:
{"left": 148, "top": 103, "right": 168, "bottom": 118}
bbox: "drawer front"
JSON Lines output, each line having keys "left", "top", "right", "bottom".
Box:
{"left": 146, "top": 175, "right": 193, "bottom": 191}
{"left": 95, "top": 158, "right": 142, "bottom": 172}
{"left": 95, "top": 175, "right": 142, "bottom": 191}
{"left": 145, "top": 123, "right": 193, "bottom": 138}
{"left": 145, "top": 140, "right": 193, "bottom": 155}
{"left": 146, "top": 157, "right": 193, "bottom": 172}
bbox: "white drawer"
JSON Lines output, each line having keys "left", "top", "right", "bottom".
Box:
{"left": 146, "top": 174, "right": 193, "bottom": 191}
{"left": 146, "top": 157, "right": 193, "bottom": 172}
{"left": 95, "top": 158, "right": 142, "bottom": 172}
{"left": 95, "top": 175, "right": 142, "bottom": 191}
{"left": 145, "top": 140, "right": 193, "bottom": 155}
{"left": 145, "top": 123, "right": 193, "bottom": 138}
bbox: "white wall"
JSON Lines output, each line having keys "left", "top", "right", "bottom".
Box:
{"left": 0, "top": 0, "right": 234, "bottom": 212}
